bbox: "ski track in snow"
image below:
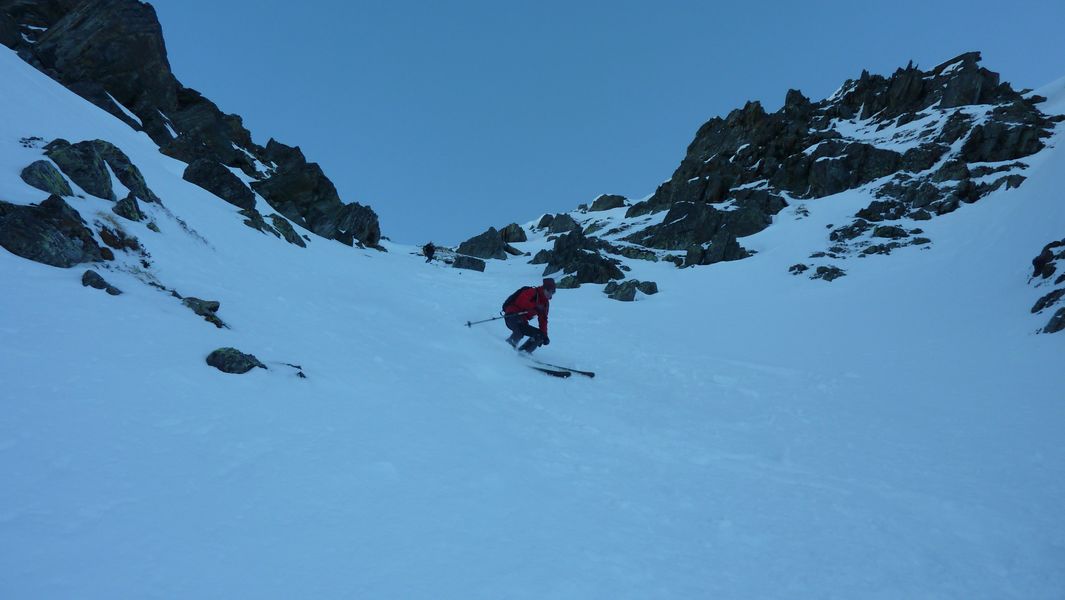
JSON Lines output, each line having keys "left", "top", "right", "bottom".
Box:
{"left": 1, "top": 46, "right": 1065, "bottom": 599}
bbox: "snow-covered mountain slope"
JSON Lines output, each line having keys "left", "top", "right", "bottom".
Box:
{"left": 2, "top": 43, "right": 1065, "bottom": 599}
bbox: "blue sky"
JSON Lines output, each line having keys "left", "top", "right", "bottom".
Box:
{"left": 152, "top": 0, "right": 1065, "bottom": 245}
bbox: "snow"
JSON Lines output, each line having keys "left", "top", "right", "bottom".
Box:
{"left": 1034, "top": 74, "right": 1065, "bottom": 119}
{"left": 827, "top": 105, "right": 996, "bottom": 155}
{"left": 105, "top": 92, "right": 142, "bottom": 126}
{"left": 2, "top": 45, "right": 1065, "bottom": 599}
{"left": 938, "top": 59, "right": 966, "bottom": 77}
{"left": 157, "top": 109, "right": 179, "bottom": 139}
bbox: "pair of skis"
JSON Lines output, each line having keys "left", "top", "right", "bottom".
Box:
{"left": 526, "top": 358, "right": 595, "bottom": 379}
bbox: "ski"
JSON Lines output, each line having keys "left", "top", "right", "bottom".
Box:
{"left": 530, "top": 359, "right": 595, "bottom": 378}
{"left": 530, "top": 366, "right": 571, "bottom": 378}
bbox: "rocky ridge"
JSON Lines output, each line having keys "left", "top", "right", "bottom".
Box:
{"left": 1, "top": 0, "right": 381, "bottom": 248}
{"left": 455, "top": 53, "right": 1062, "bottom": 306}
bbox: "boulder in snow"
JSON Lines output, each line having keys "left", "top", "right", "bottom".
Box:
{"left": 81, "top": 269, "right": 122, "bottom": 295}
{"left": 452, "top": 255, "right": 486, "bottom": 272}
{"left": 457, "top": 227, "right": 508, "bottom": 260}
{"left": 589, "top": 194, "right": 627, "bottom": 212}
{"left": 0, "top": 195, "right": 105, "bottom": 267}
{"left": 44, "top": 139, "right": 114, "bottom": 200}
{"left": 206, "top": 347, "right": 265, "bottom": 374}
{"left": 20, "top": 160, "right": 73, "bottom": 197}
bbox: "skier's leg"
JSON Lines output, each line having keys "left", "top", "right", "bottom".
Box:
{"left": 503, "top": 315, "right": 524, "bottom": 348}
{"left": 517, "top": 327, "right": 545, "bottom": 353}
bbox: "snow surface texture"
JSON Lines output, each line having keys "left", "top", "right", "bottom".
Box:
{"left": 2, "top": 46, "right": 1064, "bottom": 599}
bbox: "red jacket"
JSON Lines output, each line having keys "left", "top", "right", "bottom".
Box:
{"left": 504, "top": 286, "right": 550, "bottom": 335}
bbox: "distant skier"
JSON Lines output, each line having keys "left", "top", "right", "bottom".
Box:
{"left": 422, "top": 242, "right": 436, "bottom": 263}
{"left": 502, "top": 277, "right": 555, "bottom": 353}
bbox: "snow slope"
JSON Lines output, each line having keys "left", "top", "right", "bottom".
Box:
{"left": 2, "top": 46, "right": 1064, "bottom": 599}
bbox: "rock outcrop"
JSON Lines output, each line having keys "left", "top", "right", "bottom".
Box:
{"left": 1030, "top": 238, "right": 1065, "bottom": 334}
{"left": 20, "top": 160, "right": 72, "bottom": 196}
{"left": 183, "top": 297, "right": 226, "bottom": 328}
{"left": 620, "top": 52, "right": 1056, "bottom": 262}
{"left": 3, "top": 0, "right": 384, "bottom": 247}
{"left": 500, "top": 223, "right": 527, "bottom": 243}
{"left": 0, "top": 195, "right": 105, "bottom": 267}
{"left": 452, "top": 255, "right": 486, "bottom": 272}
{"left": 249, "top": 154, "right": 380, "bottom": 247}
{"left": 112, "top": 193, "right": 145, "bottom": 222}
{"left": 81, "top": 269, "right": 122, "bottom": 295}
{"left": 183, "top": 158, "right": 255, "bottom": 209}
{"left": 589, "top": 194, "right": 627, "bottom": 212}
{"left": 206, "top": 347, "right": 265, "bottom": 374}
{"left": 457, "top": 227, "right": 507, "bottom": 260}
{"left": 43, "top": 139, "right": 114, "bottom": 200}
{"left": 532, "top": 229, "right": 625, "bottom": 284}
{"left": 603, "top": 279, "right": 658, "bottom": 301}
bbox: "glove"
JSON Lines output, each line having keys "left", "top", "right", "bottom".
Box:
{"left": 541, "top": 335, "right": 550, "bottom": 346}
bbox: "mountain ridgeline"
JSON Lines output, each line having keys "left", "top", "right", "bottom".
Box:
{"left": 0, "top": 0, "right": 381, "bottom": 248}
{"left": 454, "top": 52, "right": 1064, "bottom": 326}
{"left": 1, "top": 0, "right": 1064, "bottom": 332}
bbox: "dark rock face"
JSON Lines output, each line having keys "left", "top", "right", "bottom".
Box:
{"left": 0, "top": 9, "right": 18, "bottom": 47}
{"left": 872, "top": 225, "right": 908, "bottom": 239}
{"left": 547, "top": 213, "right": 580, "bottom": 234}
{"left": 6, "top": 1, "right": 384, "bottom": 245}
{"left": 452, "top": 255, "right": 486, "bottom": 272}
{"left": 182, "top": 297, "right": 225, "bottom": 328}
{"left": 683, "top": 230, "right": 749, "bottom": 267}
{"left": 614, "top": 52, "right": 1054, "bottom": 267}
{"left": 1032, "top": 239, "right": 1064, "bottom": 279}
{"left": 500, "top": 223, "right": 527, "bottom": 243}
{"left": 456, "top": 227, "right": 507, "bottom": 260}
{"left": 183, "top": 158, "right": 255, "bottom": 209}
{"left": 39, "top": 138, "right": 160, "bottom": 203}
{"left": 206, "top": 347, "right": 265, "bottom": 374}
{"left": 0, "top": 195, "right": 104, "bottom": 267}
{"left": 20, "top": 160, "right": 73, "bottom": 196}
{"left": 91, "top": 140, "right": 159, "bottom": 203}
{"left": 1030, "top": 238, "right": 1065, "bottom": 333}
{"left": 812, "top": 265, "right": 846, "bottom": 281}
{"left": 236, "top": 209, "right": 305, "bottom": 247}
{"left": 603, "top": 279, "right": 658, "bottom": 301}
{"left": 240, "top": 208, "right": 272, "bottom": 235}
{"left": 44, "top": 139, "right": 114, "bottom": 200}
{"left": 1032, "top": 289, "right": 1065, "bottom": 314}
{"left": 1043, "top": 308, "right": 1065, "bottom": 334}
{"left": 856, "top": 200, "right": 907, "bottom": 222}
{"left": 112, "top": 193, "right": 144, "bottom": 222}
{"left": 269, "top": 215, "right": 307, "bottom": 248}
{"left": 81, "top": 269, "right": 121, "bottom": 295}
{"left": 637, "top": 281, "right": 659, "bottom": 295}
{"left": 536, "top": 214, "right": 554, "bottom": 230}
{"left": 536, "top": 230, "right": 624, "bottom": 284}
{"left": 29, "top": 0, "right": 177, "bottom": 130}
{"left": 558, "top": 275, "right": 580, "bottom": 289}
{"left": 250, "top": 162, "right": 380, "bottom": 247}
{"left": 624, "top": 193, "right": 778, "bottom": 252}
{"left": 604, "top": 280, "right": 638, "bottom": 301}
{"left": 589, "top": 194, "right": 627, "bottom": 212}
{"left": 627, "top": 202, "right": 723, "bottom": 250}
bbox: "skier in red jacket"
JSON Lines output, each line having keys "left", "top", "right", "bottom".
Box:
{"left": 502, "top": 277, "right": 555, "bottom": 353}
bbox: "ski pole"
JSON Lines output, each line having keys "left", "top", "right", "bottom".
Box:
{"left": 465, "top": 313, "right": 506, "bottom": 327}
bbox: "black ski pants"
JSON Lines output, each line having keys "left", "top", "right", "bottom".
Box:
{"left": 504, "top": 314, "right": 546, "bottom": 351}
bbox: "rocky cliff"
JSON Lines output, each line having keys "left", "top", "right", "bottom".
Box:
{"left": 0, "top": 0, "right": 381, "bottom": 247}
{"left": 457, "top": 52, "right": 1061, "bottom": 303}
